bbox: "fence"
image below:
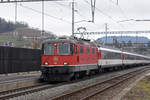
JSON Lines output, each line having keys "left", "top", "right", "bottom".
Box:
{"left": 0, "top": 46, "right": 41, "bottom": 74}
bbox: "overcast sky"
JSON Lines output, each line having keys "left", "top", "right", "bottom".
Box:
{"left": 0, "top": 0, "right": 150, "bottom": 39}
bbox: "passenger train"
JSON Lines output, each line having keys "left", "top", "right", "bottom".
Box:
{"left": 41, "top": 36, "right": 150, "bottom": 81}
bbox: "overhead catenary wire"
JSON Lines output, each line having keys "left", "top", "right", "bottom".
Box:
{"left": 108, "top": 0, "right": 128, "bottom": 19}
{"left": 74, "top": 1, "right": 109, "bottom": 31}
{"left": 18, "top": 3, "right": 71, "bottom": 24}
{"left": 54, "top": 1, "right": 70, "bottom": 9}
{"left": 16, "top": 0, "right": 130, "bottom": 35}
{"left": 108, "top": 0, "right": 135, "bottom": 43}
{"left": 83, "top": 0, "right": 127, "bottom": 46}
{"left": 84, "top": 0, "right": 118, "bottom": 22}
{"left": 84, "top": 0, "right": 126, "bottom": 29}
{"left": 54, "top": 1, "right": 88, "bottom": 22}
{"left": 53, "top": 1, "right": 97, "bottom": 33}
{"left": 53, "top": 1, "right": 106, "bottom": 31}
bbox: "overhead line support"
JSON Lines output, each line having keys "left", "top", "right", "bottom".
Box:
{"left": 15, "top": 2, "right": 17, "bottom": 23}
{"left": 117, "top": 0, "right": 118, "bottom": 5}
{"left": 42, "top": 0, "right": 44, "bottom": 36}
{"left": 72, "top": 0, "right": 74, "bottom": 36}
{"left": 91, "top": 0, "right": 96, "bottom": 22}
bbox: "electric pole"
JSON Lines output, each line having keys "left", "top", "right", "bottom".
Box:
{"left": 105, "top": 23, "right": 108, "bottom": 45}
{"left": 15, "top": 2, "right": 17, "bottom": 23}
{"left": 42, "top": 0, "right": 44, "bottom": 36}
{"left": 117, "top": 0, "right": 118, "bottom": 5}
{"left": 72, "top": 0, "right": 75, "bottom": 36}
{"left": 14, "top": 2, "right": 17, "bottom": 38}
{"left": 91, "top": 0, "right": 96, "bottom": 22}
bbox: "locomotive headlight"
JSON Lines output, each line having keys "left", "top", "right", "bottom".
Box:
{"left": 64, "top": 62, "right": 68, "bottom": 65}
{"left": 44, "top": 62, "right": 48, "bottom": 65}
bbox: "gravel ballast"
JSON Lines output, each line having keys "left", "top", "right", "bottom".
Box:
{"left": 10, "top": 66, "right": 150, "bottom": 100}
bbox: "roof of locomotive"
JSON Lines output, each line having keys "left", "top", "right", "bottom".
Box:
{"left": 42, "top": 36, "right": 97, "bottom": 46}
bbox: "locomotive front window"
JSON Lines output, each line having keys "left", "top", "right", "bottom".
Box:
{"left": 44, "top": 44, "right": 54, "bottom": 55}
{"left": 58, "top": 43, "right": 74, "bottom": 55}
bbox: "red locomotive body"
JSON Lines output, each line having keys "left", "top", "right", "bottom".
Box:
{"left": 41, "top": 37, "right": 99, "bottom": 81}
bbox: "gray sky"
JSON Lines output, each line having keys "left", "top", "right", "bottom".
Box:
{"left": 0, "top": 0, "right": 150, "bottom": 39}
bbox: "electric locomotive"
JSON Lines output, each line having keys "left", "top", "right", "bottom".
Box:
{"left": 41, "top": 36, "right": 99, "bottom": 81}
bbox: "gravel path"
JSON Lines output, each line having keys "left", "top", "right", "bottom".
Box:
{"left": 0, "top": 71, "right": 40, "bottom": 84}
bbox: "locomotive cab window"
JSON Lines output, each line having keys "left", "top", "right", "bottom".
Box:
{"left": 58, "top": 43, "right": 74, "bottom": 55}
{"left": 43, "top": 43, "right": 54, "bottom": 55}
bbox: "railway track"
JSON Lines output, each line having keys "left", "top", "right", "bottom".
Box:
{"left": 0, "top": 66, "right": 149, "bottom": 100}
{"left": 51, "top": 66, "right": 150, "bottom": 100}
{"left": 0, "top": 69, "right": 116, "bottom": 99}
{"left": 0, "top": 82, "right": 51, "bottom": 100}
{"left": 0, "top": 75, "right": 98, "bottom": 100}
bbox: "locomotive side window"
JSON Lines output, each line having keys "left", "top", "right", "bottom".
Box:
{"left": 70, "top": 44, "right": 74, "bottom": 54}
{"left": 92, "top": 48, "right": 95, "bottom": 54}
{"left": 74, "top": 45, "right": 77, "bottom": 54}
{"left": 58, "top": 43, "right": 74, "bottom": 55}
{"left": 80, "top": 46, "right": 84, "bottom": 54}
{"left": 44, "top": 44, "right": 54, "bottom": 55}
{"left": 86, "top": 46, "right": 89, "bottom": 54}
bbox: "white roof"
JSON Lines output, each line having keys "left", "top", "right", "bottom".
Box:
{"left": 98, "top": 47, "right": 122, "bottom": 53}
{"left": 98, "top": 47, "right": 150, "bottom": 59}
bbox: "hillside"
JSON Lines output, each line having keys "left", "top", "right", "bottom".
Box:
{"left": 0, "top": 18, "right": 28, "bottom": 33}
{"left": 0, "top": 16, "right": 57, "bottom": 48}
{"left": 0, "top": 27, "right": 56, "bottom": 48}
{"left": 96, "top": 36, "right": 150, "bottom": 55}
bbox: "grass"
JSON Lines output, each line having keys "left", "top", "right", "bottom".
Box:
{"left": 121, "top": 76, "right": 150, "bottom": 100}
{"left": 0, "top": 36, "right": 31, "bottom": 47}
{"left": 0, "top": 36, "right": 16, "bottom": 42}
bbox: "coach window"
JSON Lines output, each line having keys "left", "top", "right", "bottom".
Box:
{"left": 44, "top": 43, "right": 54, "bottom": 55}
{"left": 92, "top": 48, "right": 95, "bottom": 54}
{"left": 80, "top": 46, "right": 84, "bottom": 54}
{"left": 87, "top": 46, "right": 89, "bottom": 54}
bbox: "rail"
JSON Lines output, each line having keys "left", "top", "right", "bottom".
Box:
{"left": 51, "top": 67, "right": 150, "bottom": 100}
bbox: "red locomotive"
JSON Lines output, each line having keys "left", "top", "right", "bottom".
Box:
{"left": 41, "top": 36, "right": 150, "bottom": 81}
